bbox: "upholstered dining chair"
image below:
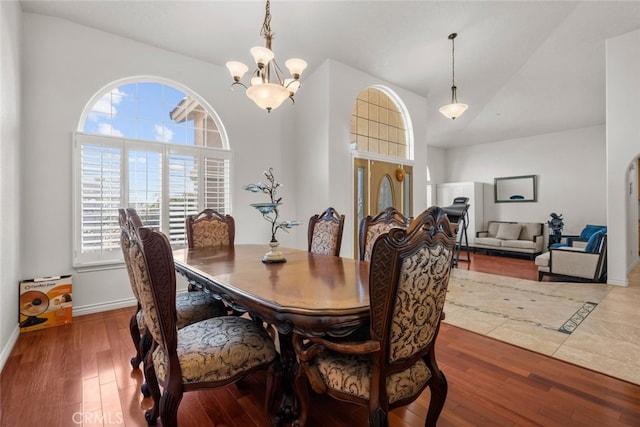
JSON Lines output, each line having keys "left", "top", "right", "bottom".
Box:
{"left": 184, "top": 208, "right": 235, "bottom": 291}
{"left": 358, "top": 207, "right": 411, "bottom": 261}
{"left": 293, "top": 206, "right": 457, "bottom": 427}
{"left": 308, "top": 207, "right": 345, "bottom": 256}
{"left": 119, "top": 209, "right": 227, "bottom": 376}
{"left": 185, "top": 208, "right": 235, "bottom": 249}
{"left": 125, "top": 215, "right": 280, "bottom": 427}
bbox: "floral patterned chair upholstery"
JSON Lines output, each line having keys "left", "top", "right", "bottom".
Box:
{"left": 293, "top": 207, "right": 457, "bottom": 427}
{"left": 308, "top": 207, "right": 345, "bottom": 256}
{"left": 358, "top": 207, "right": 411, "bottom": 261}
{"left": 186, "top": 208, "right": 235, "bottom": 249}
{"left": 185, "top": 209, "right": 235, "bottom": 291}
{"left": 119, "top": 209, "right": 227, "bottom": 392}
{"left": 125, "top": 215, "right": 281, "bottom": 426}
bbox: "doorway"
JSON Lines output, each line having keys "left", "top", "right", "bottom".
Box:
{"left": 353, "top": 157, "right": 413, "bottom": 257}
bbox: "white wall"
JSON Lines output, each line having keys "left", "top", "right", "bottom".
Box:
{"left": 20, "top": 13, "right": 290, "bottom": 314}
{"left": 606, "top": 28, "right": 640, "bottom": 286}
{"left": 442, "top": 126, "right": 607, "bottom": 236}
{"left": 0, "top": 0, "right": 22, "bottom": 370}
{"left": 291, "top": 59, "right": 429, "bottom": 258}
{"left": 19, "top": 13, "right": 429, "bottom": 322}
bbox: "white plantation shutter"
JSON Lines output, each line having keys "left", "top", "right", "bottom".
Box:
{"left": 168, "top": 150, "right": 199, "bottom": 245}
{"left": 204, "top": 156, "right": 230, "bottom": 213}
{"left": 73, "top": 132, "right": 231, "bottom": 268}
{"left": 128, "top": 146, "right": 162, "bottom": 229}
{"left": 78, "top": 139, "right": 122, "bottom": 264}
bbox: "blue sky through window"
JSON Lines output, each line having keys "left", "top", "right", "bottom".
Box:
{"left": 84, "top": 82, "right": 195, "bottom": 145}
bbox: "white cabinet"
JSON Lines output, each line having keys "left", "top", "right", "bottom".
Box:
{"left": 436, "top": 182, "right": 484, "bottom": 245}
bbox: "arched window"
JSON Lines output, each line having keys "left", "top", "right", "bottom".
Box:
{"left": 350, "top": 86, "right": 412, "bottom": 160}
{"left": 73, "top": 78, "right": 231, "bottom": 267}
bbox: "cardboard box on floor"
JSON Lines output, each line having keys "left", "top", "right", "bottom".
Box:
{"left": 19, "top": 275, "right": 72, "bottom": 333}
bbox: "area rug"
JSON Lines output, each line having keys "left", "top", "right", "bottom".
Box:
{"left": 443, "top": 269, "right": 607, "bottom": 334}
{"left": 442, "top": 268, "right": 640, "bottom": 386}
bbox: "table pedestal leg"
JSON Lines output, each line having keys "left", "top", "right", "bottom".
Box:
{"left": 271, "top": 330, "right": 303, "bottom": 426}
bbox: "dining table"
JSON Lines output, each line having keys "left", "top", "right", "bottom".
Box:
{"left": 172, "top": 244, "right": 371, "bottom": 424}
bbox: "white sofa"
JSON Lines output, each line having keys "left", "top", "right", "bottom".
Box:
{"left": 474, "top": 221, "right": 544, "bottom": 259}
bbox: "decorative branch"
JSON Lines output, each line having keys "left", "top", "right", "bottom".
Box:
{"left": 244, "top": 168, "right": 300, "bottom": 242}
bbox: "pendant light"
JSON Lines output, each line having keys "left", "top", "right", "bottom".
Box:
{"left": 439, "top": 33, "right": 469, "bottom": 120}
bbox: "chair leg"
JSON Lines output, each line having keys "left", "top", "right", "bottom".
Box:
{"left": 368, "top": 407, "right": 388, "bottom": 427}
{"left": 159, "top": 389, "right": 182, "bottom": 427}
{"left": 143, "top": 349, "right": 161, "bottom": 425}
{"left": 139, "top": 332, "right": 153, "bottom": 397}
{"left": 425, "top": 368, "right": 448, "bottom": 427}
{"left": 129, "top": 312, "right": 142, "bottom": 369}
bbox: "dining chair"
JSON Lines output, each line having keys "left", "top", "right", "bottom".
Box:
{"left": 119, "top": 209, "right": 227, "bottom": 379}
{"left": 185, "top": 208, "right": 235, "bottom": 249}
{"left": 358, "top": 207, "right": 411, "bottom": 261}
{"left": 308, "top": 207, "right": 345, "bottom": 256}
{"left": 184, "top": 208, "right": 235, "bottom": 291}
{"left": 293, "top": 206, "right": 457, "bottom": 427}
{"left": 125, "top": 216, "right": 281, "bottom": 426}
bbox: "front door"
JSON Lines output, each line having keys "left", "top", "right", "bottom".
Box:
{"left": 353, "top": 158, "right": 412, "bottom": 257}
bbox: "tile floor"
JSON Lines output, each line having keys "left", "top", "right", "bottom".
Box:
{"left": 443, "top": 264, "right": 640, "bottom": 385}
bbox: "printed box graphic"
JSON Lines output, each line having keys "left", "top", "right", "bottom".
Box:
{"left": 19, "top": 275, "right": 72, "bottom": 333}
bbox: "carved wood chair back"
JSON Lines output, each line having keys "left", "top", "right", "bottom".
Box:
{"left": 186, "top": 209, "right": 235, "bottom": 249}
{"left": 308, "top": 207, "right": 346, "bottom": 256}
{"left": 358, "top": 207, "right": 411, "bottom": 261}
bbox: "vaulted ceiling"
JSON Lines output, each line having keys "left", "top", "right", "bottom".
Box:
{"left": 20, "top": 1, "right": 640, "bottom": 147}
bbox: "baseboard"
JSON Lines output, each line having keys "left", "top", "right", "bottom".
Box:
{"left": 72, "top": 297, "right": 138, "bottom": 317}
{"left": 0, "top": 325, "right": 20, "bottom": 374}
{"left": 71, "top": 287, "right": 188, "bottom": 317}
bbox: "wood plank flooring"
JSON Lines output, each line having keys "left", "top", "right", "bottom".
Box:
{"left": 2, "top": 253, "right": 640, "bottom": 426}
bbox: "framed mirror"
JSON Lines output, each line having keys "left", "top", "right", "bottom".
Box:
{"left": 494, "top": 175, "right": 537, "bottom": 203}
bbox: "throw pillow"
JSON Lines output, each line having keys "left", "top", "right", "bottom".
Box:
{"left": 580, "top": 225, "right": 606, "bottom": 240}
{"left": 585, "top": 229, "right": 606, "bottom": 253}
{"left": 496, "top": 223, "right": 522, "bottom": 240}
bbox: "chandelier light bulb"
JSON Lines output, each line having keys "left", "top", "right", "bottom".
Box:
{"left": 225, "top": 61, "right": 249, "bottom": 82}
{"left": 285, "top": 58, "right": 308, "bottom": 78}
{"left": 250, "top": 46, "right": 275, "bottom": 68}
{"left": 284, "top": 79, "right": 301, "bottom": 95}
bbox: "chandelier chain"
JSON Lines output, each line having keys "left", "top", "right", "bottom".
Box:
{"left": 261, "top": 0, "right": 273, "bottom": 40}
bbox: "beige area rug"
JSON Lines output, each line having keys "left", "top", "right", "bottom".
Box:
{"left": 442, "top": 268, "right": 613, "bottom": 361}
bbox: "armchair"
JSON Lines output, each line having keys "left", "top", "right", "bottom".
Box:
{"left": 536, "top": 230, "right": 607, "bottom": 282}
{"left": 293, "top": 207, "right": 457, "bottom": 427}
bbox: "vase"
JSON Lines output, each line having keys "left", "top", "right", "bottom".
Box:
{"left": 262, "top": 240, "right": 286, "bottom": 263}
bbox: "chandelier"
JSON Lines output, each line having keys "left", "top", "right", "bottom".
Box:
{"left": 439, "top": 33, "right": 469, "bottom": 120}
{"left": 225, "top": 0, "right": 307, "bottom": 113}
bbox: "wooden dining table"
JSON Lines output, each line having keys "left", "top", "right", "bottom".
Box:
{"left": 172, "top": 244, "right": 371, "bottom": 424}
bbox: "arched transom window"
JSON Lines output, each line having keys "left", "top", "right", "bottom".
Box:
{"left": 350, "top": 87, "right": 411, "bottom": 159}
{"left": 73, "top": 78, "right": 231, "bottom": 267}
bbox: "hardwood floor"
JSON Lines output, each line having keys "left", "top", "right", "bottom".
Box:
{"left": 2, "top": 253, "right": 640, "bottom": 426}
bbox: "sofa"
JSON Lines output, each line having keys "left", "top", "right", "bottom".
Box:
{"left": 474, "top": 221, "right": 544, "bottom": 259}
